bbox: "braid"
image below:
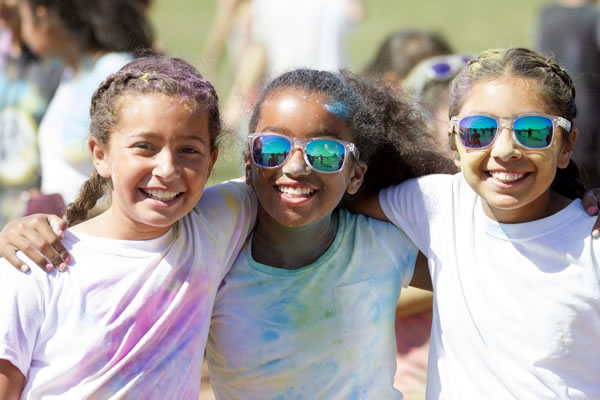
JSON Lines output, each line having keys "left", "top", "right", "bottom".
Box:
{"left": 66, "top": 171, "right": 109, "bottom": 226}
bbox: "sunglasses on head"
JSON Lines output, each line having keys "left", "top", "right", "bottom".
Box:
{"left": 450, "top": 113, "right": 571, "bottom": 150}
{"left": 404, "top": 54, "right": 472, "bottom": 95}
{"left": 248, "top": 133, "right": 360, "bottom": 173}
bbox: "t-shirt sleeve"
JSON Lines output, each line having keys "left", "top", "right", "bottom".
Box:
{"left": 379, "top": 174, "right": 454, "bottom": 255}
{"left": 0, "top": 257, "right": 46, "bottom": 377}
{"left": 193, "top": 179, "right": 258, "bottom": 279}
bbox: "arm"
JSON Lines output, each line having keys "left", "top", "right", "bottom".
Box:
{"left": 408, "top": 251, "right": 431, "bottom": 291}
{"left": 201, "top": 0, "right": 246, "bottom": 77}
{"left": 221, "top": 41, "right": 267, "bottom": 130}
{"left": 396, "top": 286, "right": 433, "bottom": 318}
{"left": 0, "top": 360, "right": 25, "bottom": 400}
{"left": 0, "top": 214, "right": 70, "bottom": 272}
{"left": 345, "top": 193, "right": 389, "bottom": 221}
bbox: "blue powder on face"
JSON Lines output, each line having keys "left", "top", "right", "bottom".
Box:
{"left": 324, "top": 100, "right": 350, "bottom": 120}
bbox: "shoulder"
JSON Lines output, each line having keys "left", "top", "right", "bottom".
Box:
{"left": 194, "top": 179, "right": 257, "bottom": 216}
{"left": 342, "top": 209, "right": 416, "bottom": 251}
{"left": 0, "top": 256, "right": 49, "bottom": 305}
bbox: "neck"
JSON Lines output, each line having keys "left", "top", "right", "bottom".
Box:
{"left": 483, "top": 189, "right": 572, "bottom": 224}
{"left": 251, "top": 207, "right": 339, "bottom": 270}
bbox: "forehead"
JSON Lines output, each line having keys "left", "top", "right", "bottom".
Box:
{"left": 113, "top": 93, "right": 209, "bottom": 136}
{"left": 459, "top": 76, "right": 550, "bottom": 116}
{"left": 257, "top": 88, "right": 353, "bottom": 141}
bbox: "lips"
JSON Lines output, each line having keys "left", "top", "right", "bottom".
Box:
{"left": 141, "top": 189, "right": 181, "bottom": 201}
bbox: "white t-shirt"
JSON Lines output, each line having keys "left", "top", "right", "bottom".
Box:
{"left": 252, "top": 0, "right": 354, "bottom": 80}
{"left": 0, "top": 180, "right": 257, "bottom": 399}
{"left": 39, "top": 52, "right": 133, "bottom": 203}
{"left": 207, "top": 209, "right": 417, "bottom": 399}
{"left": 380, "top": 174, "right": 600, "bottom": 400}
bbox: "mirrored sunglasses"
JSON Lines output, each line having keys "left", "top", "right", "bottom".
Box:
{"left": 248, "top": 133, "right": 360, "bottom": 173}
{"left": 450, "top": 113, "right": 571, "bottom": 150}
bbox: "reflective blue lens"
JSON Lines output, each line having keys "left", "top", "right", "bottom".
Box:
{"left": 306, "top": 140, "right": 346, "bottom": 172}
{"left": 513, "top": 115, "right": 553, "bottom": 148}
{"left": 458, "top": 115, "right": 498, "bottom": 148}
{"left": 252, "top": 135, "right": 291, "bottom": 167}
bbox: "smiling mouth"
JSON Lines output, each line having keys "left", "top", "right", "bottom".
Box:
{"left": 488, "top": 171, "right": 529, "bottom": 184}
{"left": 141, "top": 189, "right": 182, "bottom": 201}
{"left": 276, "top": 185, "right": 316, "bottom": 197}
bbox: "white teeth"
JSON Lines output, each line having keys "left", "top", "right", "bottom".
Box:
{"left": 489, "top": 171, "right": 525, "bottom": 182}
{"left": 143, "top": 189, "right": 180, "bottom": 201}
{"left": 277, "top": 186, "right": 315, "bottom": 196}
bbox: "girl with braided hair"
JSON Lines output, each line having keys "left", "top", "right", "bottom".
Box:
{"left": 18, "top": 0, "right": 154, "bottom": 207}
{"left": 357, "top": 47, "right": 600, "bottom": 399}
{"left": 0, "top": 55, "right": 257, "bottom": 398}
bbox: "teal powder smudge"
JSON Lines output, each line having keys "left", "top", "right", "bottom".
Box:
{"left": 324, "top": 100, "right": 350, "bottom": 120}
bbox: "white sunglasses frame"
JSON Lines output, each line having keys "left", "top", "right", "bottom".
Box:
{"left": 247, "top": 132, "right": 360, "bottom": 174}
{"left": 450, "top": 113, "right": 571, "bottom": 150}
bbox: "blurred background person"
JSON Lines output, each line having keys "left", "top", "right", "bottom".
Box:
{"left": 403, "top": 53, "right": 471, "bottom": 155}
{"left": 362, "top": 29, "right": 452, "bottom": 88}
{"left": 218, "top": 0, "right": 366, "bottom": 131}
{"left": 18, "top": 0, "right": 154, "bottom": 213}
{"left": 536, "top": 0, "right": 600, "bottom": 187}
{"left": 0, "top": 0, "right": 62, "bottom": 228}
{"left": 202, "top": 0, "right": 252, "bottom": 80}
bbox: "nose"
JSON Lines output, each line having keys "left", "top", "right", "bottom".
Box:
{"left": 281, "top": 149, "right": 311, "bottom": 176}
{"left": 153, "top": 149, "right": 181, "bottom": 180}
{"left": 490, "top": 127, "right": 521, "bottom": 160}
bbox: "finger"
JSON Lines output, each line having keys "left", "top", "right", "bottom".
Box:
{"left": 28, "top": 229, "right": 68, "bottom": 272}
{"left": 582, "top": 190, "right": 599, "bottom": 216}
{"left": 34, "top": 216, "right": 71, "bottom": 270}
{"left": 10, "top": 234, "right": 54, "bottom": 272}
{"left": 582, "top": 189, "right": 600, "bottom": 239}
{"left": 47, "top": 215, "right": 68, "bottom": 237}
{"left": 2, "top": 247, "right": 32, "bottom": 273}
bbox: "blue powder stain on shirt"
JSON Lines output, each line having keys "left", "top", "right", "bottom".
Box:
{"left": 271, "top": 313, "right": 289, "bottom": 324}
{"left": 262, "top": 330, "right": 280, "bottom": 342}
{"left": 324, "top": 100, "right": 350, "bottom": 120}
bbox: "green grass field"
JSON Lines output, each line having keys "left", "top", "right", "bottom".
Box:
{"left": 149, "top": 0, "right": 553, "bottom": 184}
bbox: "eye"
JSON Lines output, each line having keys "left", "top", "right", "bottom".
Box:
{"left": 134, "top": 142, "right": 154, "bottom": 151}
{"left": 131, "top": 142, "right": 156, "bottom": 155}
{"left": 181, "top": 146, "right": 199, "bottom": 154}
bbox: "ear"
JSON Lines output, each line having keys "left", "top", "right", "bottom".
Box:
{"left": 89, "top": 137, "right": 111, "bottom": 178}
{"left": 346, "top": 159, "right": 367, "bottom": 195}
{"left": 449, "top": 132, "right": 462, "bottom": 170}
{"left": 244, "top": 156, "right": 253, "bottom": 185}
{"left": 206, "top": 147, "right": 219, "bottom": 178}
{"left": 558, "top": 127, "right": 578, "bottom": 169}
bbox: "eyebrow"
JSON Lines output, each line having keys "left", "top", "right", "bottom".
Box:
{"left": 259, "top": 126, "right": 345, "bottom": 140}
{"left": 126, "top": 132, "right": 209, "bottom": 144}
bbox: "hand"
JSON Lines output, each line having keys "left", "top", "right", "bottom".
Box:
{"left": 0, "top": 214, "right": 70, "bottom": 273}
{"left": 582, "top": 188, "right": 600, "bottom": 238}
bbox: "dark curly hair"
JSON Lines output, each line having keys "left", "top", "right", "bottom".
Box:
{"left": 66, "top": 56, "right": 221, "bottom": 226}
{"left": 248, "top": 68, "right": 455, "bottom": 204}
{"left": 449, "top": 47, "right": 585, "bottom": 199}
{"left": 25, "top": 0, "right": 154, "bottom": 54}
